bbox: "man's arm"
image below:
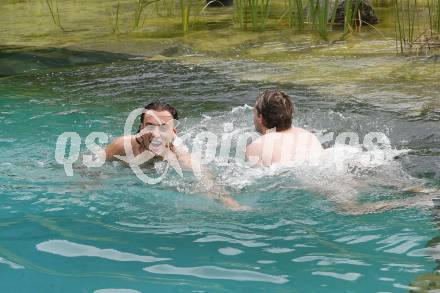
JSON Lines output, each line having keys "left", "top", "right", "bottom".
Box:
{"left": 175, "top": 148, "right": 249, "bottom": 210}
{"left": 338, "top": 193, "right": 434, "bottom": 215}
{"left": 106, "top": 132, "right": 153, "bottom": 161}
{"left": 105, "top": 136, "right": 126, "bottom": 161}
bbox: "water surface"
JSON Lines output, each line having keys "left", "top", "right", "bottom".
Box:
{"left": 0, "top": 49, "right": 439, "bottom": 292}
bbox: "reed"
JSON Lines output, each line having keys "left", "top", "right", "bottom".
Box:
{"left": 45, "top": 0, "right": 64, "bottom": 31}
{"left": 234, "top": 0, "right": 271, "bottom": 31}
{"left": 279, "top": 0, "right": 305, "bottom": 29}
{"left": 180, "top": 0, "right": 193, "bottom": 33}
{"left": 342, "top": 0, "right": 362, "bottom": 33}
{"left": 134, "top": 0, "right": 160, "bottom": 28}
{"left": 319, "top": 0, "right": 330, "bottom": 39}
{"left": 234, "top": 0, "right": 248, "bottom": 29}
{"left": 393, "top": 0, "right": 418, "bottom": 52}
{"left": 112, "top": 0, "right": 120, "bottom": 33}
{"left": 427, "top": 0, "right": 440, "bottom": 33}
{"left": 308, "top": 0, "right": 327, "bottom": 38}
{"left": 308, "top": 0, "right": 342, "bottom": 39}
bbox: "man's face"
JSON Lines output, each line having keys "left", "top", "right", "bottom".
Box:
{"left": 140, "top": 110, "right": 176, "bottom": 155}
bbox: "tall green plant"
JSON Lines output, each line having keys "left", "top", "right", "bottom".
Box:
{"left": 234, "top": 0, "right": 271, "bottom": 31}
{"left": 45, "top": 0, "right": 64, "bottom": 31}
{"left": 427, "top": 0, "right": 440, "bottom": 33}
{"left": 180, "top": 0, "right": 193, "bottom": 33}
{"left": 235, "top": 0, "right": 248, "bottom": 29}
{"left": 393, "top": 0, "right": 418, "bottom": 52}
{"left": 134, "top": 0, "right": 160, "bottom": 29}
{"left": 342, "top": 0, "right": 361, "bottom": 33}
{"left": 112, "top": 0, "right": 120, "bottom": 33}
{"left": 280, "top": 0, "right": 305, "bottom": 29}
{"left": 319, "top": 0, "right": 330, "bottom": 39}
{"left": 308, "top": 0, "right": 332, "bottom": 39}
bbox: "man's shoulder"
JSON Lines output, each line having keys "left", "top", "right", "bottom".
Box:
{"left": 105, "top": 135, "right": 135, "bottom": 160}
{"left": 246, "top": 135, "right": 264, "bottom": 148}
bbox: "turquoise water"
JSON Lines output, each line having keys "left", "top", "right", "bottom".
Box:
{"left": 1, "top": 49, "right": 440, "bottom": 292}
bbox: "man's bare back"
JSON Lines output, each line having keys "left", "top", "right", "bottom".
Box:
{"left": 246, "top": 127, "right": 323, "bottom": 166}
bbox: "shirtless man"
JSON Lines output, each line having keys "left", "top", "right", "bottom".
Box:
{"left": 246, "top": 90, "right": 323, "bottom": 166}
{"left": 245, "top": 90, "right": 435, "bottom": 214}
{"left": 106, "top": 102, "right": 243, "bottom": 210}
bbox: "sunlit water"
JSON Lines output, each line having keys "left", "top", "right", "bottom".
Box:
{"left": 1, "top": 49, "right": 440, "bottom": 292}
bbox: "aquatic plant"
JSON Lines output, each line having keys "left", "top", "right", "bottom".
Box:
{"left": 134, "top": 0, "right": 160, "bottom": 28}
{"left": 306, "top": 0, "right": 341, "bottom": 39}
{"left": 309, "top": 0, "right": 333, "bottom": 39}
{"left": 393, "top": 0, "right": 418, "bottom": 52}
{"left": 180, "top": 0, "right": 193, "bottom": 33}
{"left": 234, "top": 0, "right": 271, "bottom": 31}
{"left": 427, "top": 0, "right": 440, "bottom": 33}
{"left": 45, "top": 0, "right": 64, "bottom": 31}
{"left": 341, "top": 0, "right": 362, "bottom": 33}
{"left": 279, "top": 0, "right": 305, "bottom": 29}
{"left": 112, "top": 0, "right": 121, "bottom": 33}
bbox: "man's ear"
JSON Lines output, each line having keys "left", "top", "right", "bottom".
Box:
{"left": 257, "top": 114, "right": 264, "bottom": 124}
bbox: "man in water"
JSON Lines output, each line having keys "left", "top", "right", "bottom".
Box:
{"left": 245, "top": 90, "right": 435, "bottom": 214}
{"left": 105, "top": 102, "right": 243, "bottom": 210}
{"left": 246, "top": 89, "right": 323, "bottom": 166}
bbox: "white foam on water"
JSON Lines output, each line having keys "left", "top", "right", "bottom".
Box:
{"left": 170, "top": 105, "right": 424, "bottom": 209}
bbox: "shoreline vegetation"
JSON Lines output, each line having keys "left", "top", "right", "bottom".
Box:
{"left": 0, "top": 0, "right": 439, "bottom": 56}
{"left": 1, "top": 1, "right": 439, "bottom": 117}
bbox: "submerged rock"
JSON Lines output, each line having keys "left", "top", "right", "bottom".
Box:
{"left": 332, "top": 0, "right": 379, "bottom": 26}
{"left": 159, "top": 46, "right": 193, "bottom": 57}
{"left": 0, "top": 47, "right": 131, "bottom": 77}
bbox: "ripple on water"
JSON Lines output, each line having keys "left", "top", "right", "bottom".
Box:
{"left": 0, "top": 257, "right": 24, "bottom": 270}
{"left": 218, "top": 247, "right": 243, "bottom": 256}
{"left": 36, "top": 240, "right": 170, "bottom": 263}
{"left": 312, "top": 271, "right": 361, "bottom": 282}
{"left": 93, "top": 288, "right": 141, "bottom": 293}
{"left": 143, "top": 264, "right": 289, "bottom": 284}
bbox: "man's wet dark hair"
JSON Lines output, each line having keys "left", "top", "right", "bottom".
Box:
{"left": 140, "top": 102, "right": 178, "bottom": 123}
{"left": 138, "top": 102, "right": 178, "bottom": 132}
{"left": 255, "top": 90, "right": 294, "bottom": 131}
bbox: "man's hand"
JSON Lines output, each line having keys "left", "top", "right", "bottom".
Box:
{"left": 220, "top": 196, "right": 252, "bottom": 211}
{"left": 135, "top": 130, "right": 153, "bottom": 152}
